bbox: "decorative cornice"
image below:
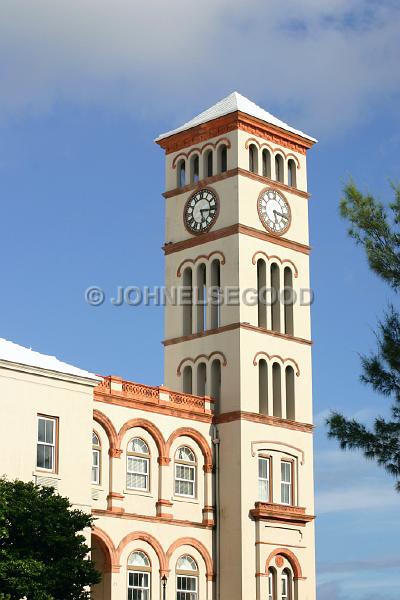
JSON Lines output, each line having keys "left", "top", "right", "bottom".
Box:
{"left": 250, "top": 502, "right": 315, "bottom": 526}
{"left": 92, "top": 508, "right": 213, "bottom": 530}
{"left": 163, "top": 223, "right": 310, "bottom": 257}
{"left": 214, "top": 411, "right": 313, "bottom": 433}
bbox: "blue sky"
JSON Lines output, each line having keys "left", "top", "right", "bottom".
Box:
{"left": 1, "top": 1, "right": 400, "bottom": 598}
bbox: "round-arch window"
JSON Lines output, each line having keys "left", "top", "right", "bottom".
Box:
{"left": 127, "top": 438, "right": 150, "bottom": 491}
{"left": 175, "top": 446, "right": 196, "bottom": 498}
{"left": 176, "top": 555, "right": 198, "bottom": 600}
{"left": 128, "top": 550, "right": 151, "bottom": 600}
{"left": 92, "top": 431, "right": 101, "bottom": 485}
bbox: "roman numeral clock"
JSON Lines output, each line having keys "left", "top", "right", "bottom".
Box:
{"left": 183, "top": 188, "right": 219, "bottom": 234}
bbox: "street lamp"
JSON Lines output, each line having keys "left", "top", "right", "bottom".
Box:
{"left": 161, "top": 574, "right": 168, "bottom": 600}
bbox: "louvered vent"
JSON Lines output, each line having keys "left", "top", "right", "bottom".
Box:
{"left": 35, "top": 475, "right": 59, "bottom": 490}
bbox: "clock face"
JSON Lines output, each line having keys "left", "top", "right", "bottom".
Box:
{"left": 184, "top": 188, "right": 219, "bottom": 234}
{"left": 257, "top": 188, "right": 291, "bottom": 235}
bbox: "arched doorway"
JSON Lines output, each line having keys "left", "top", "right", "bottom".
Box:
{"left": 91, "top": 532, "right": 113, "bottom": 600}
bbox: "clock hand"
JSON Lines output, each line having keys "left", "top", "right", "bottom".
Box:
{"left": 200, "top": 208, "right": 209, "bottom": 218}
{"left": 273, "top": 210, "right": 288, "bottom": 221}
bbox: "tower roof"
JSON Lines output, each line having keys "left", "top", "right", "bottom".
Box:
{"left": 155, "top": 92, "right": 316, "bottom": 143}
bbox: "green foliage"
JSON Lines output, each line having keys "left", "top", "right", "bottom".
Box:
{"left": 327, "top": 181, "right": 400, "bottom": 491}
{"left": 0, "top": 478, "right": 100, "bottom": 599}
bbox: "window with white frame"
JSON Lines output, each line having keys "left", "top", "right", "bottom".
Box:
{"left": 127, "top": 550, "right": 151, "bottom": 600}
{"left": 127, "top": 438, "right": 150, "bottom": 491}
{"left": 174, "top": 446, "right": 196, "bottom": 498}
{"left": 268, "top": 568, "right": 276, "bottom": 600}
{"left": 281, "top": 570, "right": 290, "bottom": 600}
{"left": 176, "top": 555, "right": 198, "bottom": 600}
{"left": 92, "top": 431, "right": 101, "bottom": 484}
{"left": 36, "top": 415, "right": 57, "bottom": 471}
{"left": 281, "top": 461, "right": 293, "bottom": 505}
{"left": 258, "top": 457, "right": 270, "bottom": 502}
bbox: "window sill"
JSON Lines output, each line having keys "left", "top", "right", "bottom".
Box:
{"left": 32, "top": 470, "right": 61, "bottom": 480}
{"left": 124, "top": 489, "right": 154, "bottom": 498}
{"left": 172, "top": 496, "right": 199, "bottom": 505}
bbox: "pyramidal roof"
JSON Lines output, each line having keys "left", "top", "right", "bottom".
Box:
{"left": 0, "top": 337, "right": 100, "bottom": 381}
{"left": 156, "top": 92, "right": 316, "bottom": 143}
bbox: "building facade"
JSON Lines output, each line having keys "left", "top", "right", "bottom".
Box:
{"left": 0, "top": 93, "right": 317, "bottom": 600}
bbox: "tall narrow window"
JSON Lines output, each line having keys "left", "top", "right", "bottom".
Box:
{"left": 182, "top": 365, "right": 193, "bottom": 394}
{"left": 272, "top": 363, "right": 282, "bottom": 417}
{"left": 258, "top": 359, "right": 268, "bottom": 415}
{"left": 258, "top": 457, "right": 270, "bottom": 501}
{"left": 275, "top": 154, "right": 284, "bottom": 183}
{"left": 281, "top": 570, "right": 291, "bottom": 600}
{"left": 37, "top": 415, "right": 57, "bottom": 471}
{"left": 126, "top": 438, "right": 150, "bottom": 491}
{"left": 281, "top": 460, "right": 293, "bottom": 505}
{"left": 177, "top": 159, "right": 186, "bottom": 188}
{"left": 270, "top": 263, "right": 280, "bottom": 332}
{"left": 190, "top": 154, "right": 199, "bottom": 183}
{"left": 92, "top": 431, "right": 101, "bottom": 485}
{"left": 262, "top": 149, "right": 271, "bottom": 178}
{"left": 196, "top": 263, "right": 206, "bottom": 333}
{"left": 175, "top": 446, "right": 196, "bottom": 497}
{"left": 218, "top": 144, "right": 228, "bottom": 173}
{"left": 285, "top": 366, "right": 295, "bottom": 421}
{"left": 197, "top": 362, "right": 207, "bottom": 396}
{"left": 176, "top": 555, "right": 199, "bottom": 600}
{"left": 284, "top": 267, "right": 294, "bottom": 336}
{"left": 257, "top": 259, "right": 267, "bottom": 328}
{"left": 268, "top": 568, "right": 276, "bottom": 600}
{"left": 249, "top": 144, "right": 258, "bottom": 173}
{"left": 182, "top": 267, "right": 193, "bottom": 336}
{"left": 204, "top": 149, "right": 213, "bottom": 178}
{"left": 210, "top": 259, "right": 221, "bottom": 329}
{"left": 288, "top": 159, "right": 297, "bottom": 188}
{"left": 127, "top": 551, "right": 151, "bottom": 600}
{"left": 211, "top": 358, "right": 221, "bottom": 410}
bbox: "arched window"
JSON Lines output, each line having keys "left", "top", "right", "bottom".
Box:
{"left": 275, "top": 154, "right": 284, "bottom": 183}
{"left": 127, "top": 550, "right": 151, "bottom": 600}
{"left": 281, "top": 569, "right": 293, "bottom": 600}
{"left": 210, "top": 259, "right": 221, "bottom": 329}
{"left": 182, "top": 267, "right": 193, "bottom": 336}
{"left": 190, "top": 154, "right": 199, "bottom": 184}
{"left": 197, "top": 362, "right": 207, "bottom": 396}
{"left": 272, "top": 362, "right": 282, "bottom": 418}
{"left": 249, "top": 144, "right": 258, "bottom": 173}
{"left": 177, "top": 159, "right": 186, "bottom": 188}
{"left": 268, "top": 567, "right": 277, "bottom": 600}
{"left": 257, "top": 259, "right": 267, "bottom": 328}
{"left": 175, "top": 446, "right": 196, "bottom": 498}
{"left": 288, "top": 159, "right": 296, "bottom": 188}
{"left": 218, "top": 144, "right": 228, "bottom": 173}
{"left": 283, "top": 267, "right": 294, "bottom": 336}
{"left": 126, "top": 438, "right": 150, "bottom": 491}
{"left": 270, "top": 263, "right": 280, "bottom": 332}
{"left": 176, "top": 555, "right": 199, "bottom": 600}
{"left": 258, "top": 359, "right": 268, "bottom": 415}
{"left": 92, "top": 431, "right": 101, "bottom": 485}
{"left": 285, "top": 366, "right": 295, "bottom": 421}
{"left": 211, "top": 358, "right": 221, "bottom": 409}
{"left": 182, "top": 365, "right": 193, "bottom": 394}
{"left": 262, "top": 149, "right": 271, "bottom": 178}
{"left": 204, "top": 149, "right": 213, "bottom": 178}
{"left": 196, "top": 263, "right": 206, "bottom": 333}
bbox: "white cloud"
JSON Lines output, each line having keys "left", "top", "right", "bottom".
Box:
{"left": 0, "top": 0, "right": 400, "bottom": 135}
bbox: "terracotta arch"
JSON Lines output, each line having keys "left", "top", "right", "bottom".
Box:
{"left": 91, "top": 526, "right": 119, "bottom": 573}
{"left": 166, "top": 428, "right": 212, "bottom": 471}
{"left": 167, "top": 537, "right": 214, "bottom": 580}
{"left": 117, "top": 531, "right": 168, "bottom": 573}
{"left": 93, "top": 409, "right": 118, "bottom": 453}
{"left": 265, "top": 548, "right": 303, "bottom": 580}
{"left": 118, "top": 418, "right": 166, "bottom": 459}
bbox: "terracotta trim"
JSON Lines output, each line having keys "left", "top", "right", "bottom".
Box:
{"left": 172, "top": 137, "right": 232, "bottom": 169}
{"left": 215, "top": 411, "right": 313, "bottom": 432}
{"left": 163, "top": 322, "right": 312, "bottom": 347}
{"left": 251, "top": 441, "right": 305, "bottom": 465}
{"left": 163, "top": 223, "right": 310, "bottom": 256}
{"left": 92, "top": 508, "right": 212, "bottom": 530}
{"left": 116, "top": 531, "right": 168, "bottom": 572}
{"left": 91, "top": 526, "right": 120, "bottom": 573}
{"left": 166, "top": 537, "right": 214, "bottom": 581}
{"left": 118, "top": 418, "right": 166, "bottom": 459}
{"left": 156, "top": 111, "right": 315, "bottom": 155}
{"left": 163, "top": 167, "right": 309, "bottom": 200}
{"left": 93, "top": 409, "right": 118, "bottom": 453}
{"left": 252, "top": 251, "right": 298, "bottom": 278}
{"left": 256, "top": 541, "right": 306, "bottom": 549}
{"left": 265, "top": 548, "right": 304, "bottom": 580}
{"left": 177, "top": 251, "right": 226, "bottom": 277}
{"left": 166, "top": 428, "right": 213, "bottom": 471}
{"left": 244, "top": 138, "right": 301, "bottom": 169}
{"left": 253, "top": 352, "right": 300, "bottom": 377}
{"left": 177, "top": 351, "right": 227, "bottom": 375}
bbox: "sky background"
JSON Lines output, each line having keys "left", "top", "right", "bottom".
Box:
{"left": 1, "top": 1, "right": 400, "bottom": 598}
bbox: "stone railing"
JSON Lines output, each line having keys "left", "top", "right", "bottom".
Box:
{"left": 250, "top": 502, "right": 314, "bottom": 525}
{"left": 95, "top": 375, "right": 214, "bottom": 416}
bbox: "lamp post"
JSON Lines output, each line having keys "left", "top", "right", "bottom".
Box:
{"left": 162, "top": 574, "right": 168, "bottom": 600}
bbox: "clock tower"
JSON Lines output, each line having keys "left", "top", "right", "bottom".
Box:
{"left": 156, "top": 92, "right": 317, "bottom": 600}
